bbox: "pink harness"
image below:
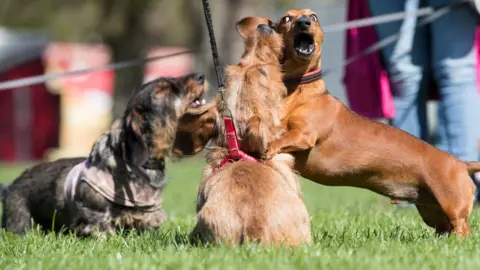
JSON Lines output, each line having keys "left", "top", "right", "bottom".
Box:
{"left": 212, "top": 68, "right": 325, "bottom": 173}
{"left": 64, "top": 161, "right": 162, "bottom": 211}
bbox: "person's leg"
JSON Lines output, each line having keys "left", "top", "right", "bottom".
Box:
{"left": 435, "top": 106, "right": 448, "bottom": 152}
{"left": 368, "top": 0, "right": 428, "bottom": 208}
{"left": 368, "top": 0, "right": 429, "bottom": 140}
{"left": 429, "top": 0, "right": 480, "bottom": 200}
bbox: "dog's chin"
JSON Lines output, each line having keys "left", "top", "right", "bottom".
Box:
{"left": 189, "top": 82, "right": 208, "bottom": 110}
{"left": 189, "top": 91, "right": 207, "bottom": 109}
{"left": 293, "top": 32, "right": 315, "bottom": 61}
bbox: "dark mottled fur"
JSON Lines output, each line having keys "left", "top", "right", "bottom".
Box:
{"left": 0, "top": 73, "right": 207, "bottom": 236}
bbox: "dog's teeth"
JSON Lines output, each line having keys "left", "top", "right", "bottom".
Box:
{"left": 195, "top": 100, "right": 200, "bottom": 105}
{"left": 201, "top": 99, "right": 206, "bottom": 105}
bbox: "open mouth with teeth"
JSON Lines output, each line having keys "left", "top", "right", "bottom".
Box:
{"left": 190, "top": 91, "right": 207, "bottom": 109}
{"left": 294, "top": 33, "right": 315, "bottom": 60}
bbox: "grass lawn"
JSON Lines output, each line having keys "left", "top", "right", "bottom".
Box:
{"left": 1, "top": 157, "right": 480, "bottom": 269}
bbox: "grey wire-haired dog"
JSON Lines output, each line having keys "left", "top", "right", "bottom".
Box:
{"left": 0, "top": 73, "right": 208, "bottom": 237}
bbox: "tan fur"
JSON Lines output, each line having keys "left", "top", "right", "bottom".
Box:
{"left": 265, "top": 9, "right": 477, "bottom": 236}
{"left": 172, "top": 98, "right": 219, "bottom": 157}
{"left": 151, "top": 117, "right": 178, "bottom": 158}
{"left": 191, "top": 17, "right": 311, "bottom": 246}
{"left": 150, "top": 76, "right": 207, "bottom": 158}
{"left": 222, "top": 17, "right": 286, "bottom": 156}
{"left": 192, "top": 154, "right": 311, "bottom": 247}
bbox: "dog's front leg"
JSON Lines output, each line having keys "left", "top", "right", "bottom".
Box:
{"left": 242, "top": 116, "right": 268, "bottom": 154}
{"left": 264, "top": 128, "right": 317, "bottom": 159}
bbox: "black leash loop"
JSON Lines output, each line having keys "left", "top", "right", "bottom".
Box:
{"left": 201, "top": 0, "right": 231, "bottom": 116}
{"left": 201, "top": 0, "right": 224, "bottom": 89}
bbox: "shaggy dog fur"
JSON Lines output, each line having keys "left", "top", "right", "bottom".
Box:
{"left": 0, "top": 73, "right": 208, "bottom": 237}
{"left": 190, "top": 18, "right": 312, "bottom": 247}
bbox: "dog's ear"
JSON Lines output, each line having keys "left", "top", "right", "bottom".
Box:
{"left": 123, "top": 115, "right": 149, "bottom": 166}
{"left": 266, "top": 18, "right": 275, "bottom": 28}
{"left": 236, "top": 17, "right": 276, "bottom": 39}
{"left": 172, "top": 98, "right": 218, "bottom": 157}
{"left": 236, "top": 17, "right": 252, "bottom": 39}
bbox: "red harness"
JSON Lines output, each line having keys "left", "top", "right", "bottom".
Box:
{"left": 212, "top": 69, "right": 322, "bottom": 173}
{"left": 213, "top": 117, "right": 258, "bottom": 172}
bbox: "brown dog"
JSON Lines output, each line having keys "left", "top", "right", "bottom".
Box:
{"left": 262, "top": 9, "right": 480, "bottom": 236}
{"left": 190, "top": 18, "right": 311, "bottom": 246}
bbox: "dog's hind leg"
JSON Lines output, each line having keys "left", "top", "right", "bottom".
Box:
{"left": 189, "top": 217, "right": 215, "bottom": 245}
{"left": 419, "top": 171, "right": 475, "bottom": 236}
{"left": 415, "top": 204, "right": 451, "bottom": 235}
{"left": 2, "top": 193, "right": 33, "bottom": 234}
{"left": 417, "top": 199, "right": 473, "bottom": 237}
{"left": 440, "top": 175, "right": 473, "bottom": 237}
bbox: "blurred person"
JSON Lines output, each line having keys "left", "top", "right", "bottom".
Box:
{"left": 345, "top": 0, "right": 480, "bottom": 203}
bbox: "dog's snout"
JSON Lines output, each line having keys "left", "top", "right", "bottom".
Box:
{"left": 295, "top": 15, "right": 311, "bottom": 31}
{"left": 257, "top": 24, "right": 273, "bottom": 35}
{"left": 192, "top": 73, "right": 205, "bottom": 84}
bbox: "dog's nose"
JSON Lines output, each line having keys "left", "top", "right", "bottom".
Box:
{"left": 295, "top": 15, "right": 311, "bottom": 31}
{"left": 257, "top": 24, "right": 273, "bottom": 35}
{"left": 192, "top": 73, "right": 205, "bottom": 84}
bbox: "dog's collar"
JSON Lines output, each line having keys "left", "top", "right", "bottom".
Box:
{"left": 142, "top": 158, "right": 165, "bottom": 170}
{"left": 283, "top": 68, "right": 322, "bottom": 85}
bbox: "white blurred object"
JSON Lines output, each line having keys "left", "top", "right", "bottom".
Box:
{"left": 472, "top": 0, "right": 480, "bottom": 15}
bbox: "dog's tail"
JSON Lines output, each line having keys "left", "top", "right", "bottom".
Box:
{"left": 465, "top": 161, "right": 480, "bottom": 174}
{"left": 0, "top": 183, "right": 9, "bottom": 201}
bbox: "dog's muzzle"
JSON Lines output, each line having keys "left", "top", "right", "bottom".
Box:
{"left": 257, "top": 24, "right": 273, "bottom": 35}
{"left": 295, "top": 15, "right": 311, "bottom": 31}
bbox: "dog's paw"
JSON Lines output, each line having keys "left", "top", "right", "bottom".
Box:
{"left": 263, "top": 147, "right": 279, "bottom": 160}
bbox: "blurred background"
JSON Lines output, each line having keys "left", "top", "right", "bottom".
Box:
{"left": 2, "top": 0, "right": 477, "bottom": 165}
{"left": 0, "top": 0, "right": 347, "bottom": 162}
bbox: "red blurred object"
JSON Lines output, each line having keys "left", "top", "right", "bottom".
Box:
{"left": 0, "top": 60, "right": 60, "bottom": 161}
{"left": 43, "top": 43, "right": 114, "bottom": 96}
{"left": 143, "top": 47, "right": 194, "bottom": 83}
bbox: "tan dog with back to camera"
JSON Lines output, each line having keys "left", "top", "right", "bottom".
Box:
{"left": 190, "top": 17, "right": 311, "bottom": 247}
{"left": 263, "top": 9, "right": 480, "bottom": 236}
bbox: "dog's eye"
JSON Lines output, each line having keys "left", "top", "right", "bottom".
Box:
{"left": 281, "top": 16, "right": 291, "bottom": 24}
{"left": 309, "top": 14, "right": 318, "bottom": 22}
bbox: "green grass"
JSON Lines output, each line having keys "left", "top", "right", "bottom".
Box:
{"left": 1, "top": 158, "right": 480, "bottom": 270}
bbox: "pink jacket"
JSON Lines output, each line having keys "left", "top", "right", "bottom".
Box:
{"left": 344, "top": 0, "right": 480, "bottom": 119}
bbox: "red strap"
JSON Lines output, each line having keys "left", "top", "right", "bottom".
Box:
{"left": 224, "top": 117, "right": 240, "bottom": 158}
{"left": 212, "top": 117, "right": 258, "bottom": 173}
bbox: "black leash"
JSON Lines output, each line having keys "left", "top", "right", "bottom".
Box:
{"left": 201, "top": 0, "right": 260, "bottom": 166}
{"left": 201, "top": 0, "right": 231, "bottom": 116}
{"left": 201, "top": 0, "right": 224, "bottom": 89}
